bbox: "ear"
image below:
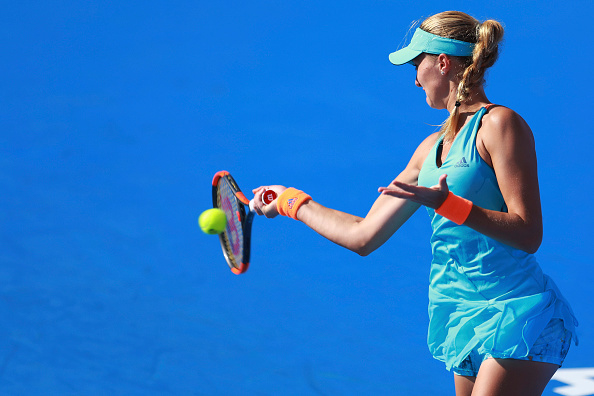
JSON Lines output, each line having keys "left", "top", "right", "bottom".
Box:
{"left": 437, "top": 53, "right": 452, "bottom": 75}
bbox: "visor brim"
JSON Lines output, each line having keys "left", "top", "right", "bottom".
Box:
{"left": 389, "top": 47, "right": 422, "bottom": 65}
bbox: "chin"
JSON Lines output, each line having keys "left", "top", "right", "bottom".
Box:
{"left": 426, "top": 97, "right": 438, "bottom": 109}
{"left": 426, "top": 96, "right": 446, "bottom": 110}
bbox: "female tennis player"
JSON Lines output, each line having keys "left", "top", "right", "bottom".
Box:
{"left": 252, "top": 11, "right": 578, "bottom": 396}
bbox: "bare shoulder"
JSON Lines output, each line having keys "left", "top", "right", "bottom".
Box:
{"left": 420, "top": 130, "right": 441, "bottom": 148}
{"left": 394, "top": 131, "right": 440, "bottom": 185}
{"left": 410, "top": 131, "right": 440, "bottom": 167}
{"left": 481, "top": 105, "right": 534, "bottom": 143}
{"left": 478, "top": 106, "right": 536, "bottom": 163}
{"left": 415, "top": 131, "right": 440, "bottom": 156}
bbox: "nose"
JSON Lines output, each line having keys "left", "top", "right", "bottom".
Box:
{"left": 415, "top": 77, "right": 421, "bottom": 87}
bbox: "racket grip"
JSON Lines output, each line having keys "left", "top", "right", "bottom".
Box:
{"left": 249, "top": 189, "right": 277, "bottom": 212}
{"left": 261, "top": 189, "right": 277, "bottom": 205}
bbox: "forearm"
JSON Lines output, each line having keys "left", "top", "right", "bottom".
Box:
{"left": 254, "top": 140, "right": 427, "bottom": 255}
{"left": 464, "top": 204, "right": 543, "bottom": 254}
{"left": 296, "top": 200, "right": 367, "bottom": 253}
{"left": 296, "top": 195, "right": 419, "bottom": 256}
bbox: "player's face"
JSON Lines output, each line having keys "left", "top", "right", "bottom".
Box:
{"left": 412, "top": 54, "right": 450, "bottom": 110}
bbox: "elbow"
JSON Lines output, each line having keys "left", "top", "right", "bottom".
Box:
{"left": 523, "top": 237, "right": 542, "bottom": 254}
{"left": 345, "top": 221, "right": 390, "bottom": 256}
{"left": 351, "top": 236, "right": 379, "bottom": 257}
{"left": 354, "top": 245, "right": 374, "bottom": 257}
{"left": 523, "top": 242, "right": 540, "bottom": 255}
{"left": 519, "top": 225, "right": 543, "bottom": 254}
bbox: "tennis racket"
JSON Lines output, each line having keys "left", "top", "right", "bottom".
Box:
{"left": 211, "top": 170, "right": 276, "bottom": 274}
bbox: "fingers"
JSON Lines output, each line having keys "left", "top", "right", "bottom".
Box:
{"left": 386, "top": 180, "right": 419, "bottom": 193}
{"left": 378, "top": 179, "right": 424, "bottom": 198}
{"left": 378, "top": 185, "right": 416, "bottom": 200}
{"left": 438, "top": 174, "right": 449, "bottom": 191}
{"left": 251, "top": 185, "right": 287, "bottom": 218}
{"left": 434, "top": 174, "right": 449, "bottom": 208}
{"left": 378, "top": 175, "right": 450, "bottom": 209}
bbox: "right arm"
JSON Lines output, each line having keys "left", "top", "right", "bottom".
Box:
{"left": 253, "top": 134, "right": 437, "bottom": 256}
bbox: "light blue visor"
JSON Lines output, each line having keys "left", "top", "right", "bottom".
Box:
{"left": 389, "top": 28, "right": 475, "bottom": 65}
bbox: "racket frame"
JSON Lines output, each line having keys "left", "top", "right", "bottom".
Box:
{"left": 211, "top": 170, "right": 254, "bottom": 274}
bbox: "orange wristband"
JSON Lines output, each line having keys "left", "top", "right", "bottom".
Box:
{"left": 276, "top": 188, "right": 312, "bottom": 220}
{"left": 435, "top": 191, "right": 473, "bottom": 225}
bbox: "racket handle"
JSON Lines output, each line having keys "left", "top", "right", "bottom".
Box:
{"left": 248, "top": 189, "right": 277, "bottom": 212}
{"left": 261, "top": 189, "right": 277, "bottom": 205}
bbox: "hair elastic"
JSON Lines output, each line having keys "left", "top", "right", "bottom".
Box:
{"left": 276, "top": 188, "right": 312, "bottom": 220}
{"left": 435, "top": 191, "right": 473, "bottom": 225}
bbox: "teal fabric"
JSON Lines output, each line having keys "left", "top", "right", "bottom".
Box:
{"left": 389, "top": 28, "right": 475, "bottom": 65}
{"left": 417, "top": 107, "right": 578, "bottom": 371}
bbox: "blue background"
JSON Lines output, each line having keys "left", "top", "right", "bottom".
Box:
{"left": 2, "top": 1, "right": 592, "bottom": 394}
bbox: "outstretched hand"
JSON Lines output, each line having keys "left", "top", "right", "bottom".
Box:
{"left": 378, "top": 174, "right": 450, "bottom": 210}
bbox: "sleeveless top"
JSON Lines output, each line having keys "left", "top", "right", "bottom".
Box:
{"left": 417, "top": 106, "right": 578, "bottom": 371}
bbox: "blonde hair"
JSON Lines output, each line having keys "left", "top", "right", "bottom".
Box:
{"left": 420, "top": 11, "right": 504, "bottom": 141}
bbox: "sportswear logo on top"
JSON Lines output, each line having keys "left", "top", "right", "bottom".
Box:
{"left": 287, "top": 197, "right": 297, "bottom": 209}
{"left": 454, "top": 157, "right": 469, "bottom": 168}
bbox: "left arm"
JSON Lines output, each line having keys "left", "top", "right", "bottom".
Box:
{"left": 468, "top": 107, "right": 542, "bottom": 253}
{"left": 379, "top": 107, "right": 543, "bottom": 253}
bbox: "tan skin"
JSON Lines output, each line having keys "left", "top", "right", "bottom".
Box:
{"left": 252, "top": 53, "right": 558, "bottom": 395}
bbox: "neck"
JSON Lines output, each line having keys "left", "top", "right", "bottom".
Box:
{"left": 446, "top": 86, "right": 489, "bottom": 114}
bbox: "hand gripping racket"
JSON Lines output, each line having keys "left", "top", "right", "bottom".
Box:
{"left": 211, "top": 171, "right": 276, "bottom": 274}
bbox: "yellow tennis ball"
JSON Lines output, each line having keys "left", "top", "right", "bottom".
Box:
{"left": 199, "top": 208, "right": 227, "bottom": 235}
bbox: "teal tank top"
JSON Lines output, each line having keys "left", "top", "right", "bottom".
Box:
{"left": 417, "top": 106, "right": 578, "bottom": 371}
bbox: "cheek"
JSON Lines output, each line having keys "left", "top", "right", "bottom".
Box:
{"left": 415, "top": 71, "right": 425, "bottom": 87}
{"left": 417, "top": 69, "right": 434, "bottom": 90}
{"left": 417, "top": 64, "right": 435, "bottom": 84}
{"left": 421, "top": 69, "right": 446, "bottom": 95}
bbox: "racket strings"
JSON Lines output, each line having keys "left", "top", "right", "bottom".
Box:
{"left": 217, "top": 178, "right": 244, "bottom": 268}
